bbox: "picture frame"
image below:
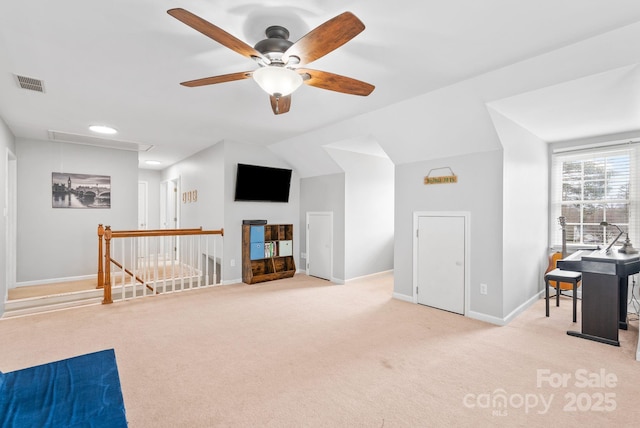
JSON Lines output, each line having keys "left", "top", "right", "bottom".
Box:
{"left": 52, "top": 172, "right": 111, "bottom": 209}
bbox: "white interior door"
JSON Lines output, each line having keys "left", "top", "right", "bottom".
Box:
{"left": 416, "top": 214, "right": 466, "bottom": 314}
{"left": 160, "top": 178, "right": 179, "bottom": 229}
{"left": 307, "top": 212, "right": 332, "bottom": 280}
{"left": 160, "top": 178, "right": 179, "bottom": 260}
{"left": 138, "top": 181, "right": 148, "bottom": 230}
{"left": 168, "top": 179, "right": 178, "bottom": 229}
{"left": 137, "top": 181, "right": 149, "bottom": 267}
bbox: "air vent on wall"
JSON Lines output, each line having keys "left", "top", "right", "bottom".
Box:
{"left": 14, "top": 74, "right": 45, "bottom": 92}
{"left": 48, "top": 130, "right": 153, "bottom": 152}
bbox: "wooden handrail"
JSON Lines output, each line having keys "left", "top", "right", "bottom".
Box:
{"left": 110, "top": 228, "right": 223, "bottom": 238}
{"left": 110, "top": 227, "right": 203, "bottom": 234}
{"left": 99, "top": 225, "right": 224, "bottom": 304}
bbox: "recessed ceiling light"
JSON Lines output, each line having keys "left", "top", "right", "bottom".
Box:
{"left": 89, "top": 125, "right": 117, "bottom": 135}
{"left": 145, "top": 160, "right": 162, "bottom": 166}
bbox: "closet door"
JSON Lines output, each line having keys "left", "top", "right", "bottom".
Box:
{"left": 416, "top": 215, "right": 465, "bottom": 314}
{"left": 307, "top": 212, "right": 332, "bottom": 280}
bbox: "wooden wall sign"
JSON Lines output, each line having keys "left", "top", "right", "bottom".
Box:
{"left": 424, "top": 175, "right": 457, "bottom": 185}
{"left": 182, "top": 190, "right": 198, "bottom": 203}
{"left": 424, "top": 167, "right": 457, "bottom": 185}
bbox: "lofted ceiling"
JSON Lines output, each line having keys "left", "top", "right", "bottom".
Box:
{"left": 1, "top": 1, "right": 640, "bottom": 170}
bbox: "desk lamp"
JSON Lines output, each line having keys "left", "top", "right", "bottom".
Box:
{"left": 600, "top": 221, "right": 638, "bottom": 254}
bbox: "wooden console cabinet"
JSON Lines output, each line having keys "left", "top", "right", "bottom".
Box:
{"left": 242, "top": 224, "right": 295, "bottom": 284}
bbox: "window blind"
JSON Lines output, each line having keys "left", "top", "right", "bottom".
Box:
{"left": 550, "top": 144, "right": 640, "bottom": 251}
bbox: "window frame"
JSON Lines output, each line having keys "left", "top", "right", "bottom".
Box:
{"left": 550, "top": 144, "right": 639, "bottom": 252}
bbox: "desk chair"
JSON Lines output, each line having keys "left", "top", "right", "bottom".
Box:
{"left": 545, "top": 268, "right": 581, "bottom": 322}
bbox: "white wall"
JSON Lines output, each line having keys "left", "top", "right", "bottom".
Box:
{"left": 0, "top": 117, "right": 16, "bottom": 315}
{"left": 15, "top": 139, "right": 138, "bottom": 283}
{"left": 488, "top": 108, "right": 549, "bottom": 316}
{"left": 299, "top": 173, "right": 346, "bottom": 280}
{"left": 223, "top": 141, "right": 300, "bottom": 283}
{"left": 163, "top": 142, "right": 225, "bottom": 232}
{"left": 395, "top": 150, "right": 504, "bottom": 319}
{"left": 162, "top": 141, "right": 225, "bottom": 281}
{"left": 326, "top": 148, "right": 394, "bottom": 280}
{"left": 489, "top": 115, "right": 640, "bottom": 321}
{"left": 162, "top": 140, "right": 300, "bottom": 284}
{"left": 266, "top": 19, "right": 640, "bottom": 323}
{"left": 5, "top": 18, "right": 635, "bottom": 317}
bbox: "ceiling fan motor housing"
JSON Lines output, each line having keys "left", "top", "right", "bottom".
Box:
{"left": 254, "top": 26, "right": 294, "bottom": 63}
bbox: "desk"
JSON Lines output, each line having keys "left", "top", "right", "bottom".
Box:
{"left": 557, "top": 250, "right": 640, "bottom": 346}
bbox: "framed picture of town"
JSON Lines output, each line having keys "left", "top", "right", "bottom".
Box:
{"left": 52, "top": 172, "right": 111, "bottom": 209}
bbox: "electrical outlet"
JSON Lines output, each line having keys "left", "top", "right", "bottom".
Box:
{"left": 480, "top": 283, "right": 488, "bottom": 295}
{"left": 230, "top": 259, "right": 235, "bottom": 267}
{"left": 301, "top": 252, "right": 307, "bottom": 259}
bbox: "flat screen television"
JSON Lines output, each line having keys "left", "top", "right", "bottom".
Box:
{"left": 234, "top": 163, "right": 292, "bottom": 202}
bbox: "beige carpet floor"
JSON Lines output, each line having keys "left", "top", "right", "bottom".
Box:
{"left": 1, "top": 272, "right": 638, "bottom": 427}
{"left": 7, "top": 278, "right": 97, "bottom": 300}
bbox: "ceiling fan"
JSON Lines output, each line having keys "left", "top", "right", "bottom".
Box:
{"left": 167, "top": 8, "right": 375, "bottom": 115}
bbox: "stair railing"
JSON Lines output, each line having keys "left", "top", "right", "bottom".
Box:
{"left": 97, "top": 224, "right": 224, "bottom": 304}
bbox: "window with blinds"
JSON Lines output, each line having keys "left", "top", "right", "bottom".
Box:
{"left": 550, "top": 145, "right": 639, "bottom": 250}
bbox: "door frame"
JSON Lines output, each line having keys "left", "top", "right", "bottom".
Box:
{"left": 160, "top": 177, "right": 180, "bottom": 229}
{"left": 413, "top": 211, "right": 470, "bottom": 315}
{"left": 138, "top": 180, "right": 148, "bottom": 230}
{"left": 306, "top": 211, "right": 333, "bottom": 280}
{"left": 160, "top": 177, "right": 180, "bottom": 261}
{"left": 5, "top": 148, "right": 17, "bottom": 294}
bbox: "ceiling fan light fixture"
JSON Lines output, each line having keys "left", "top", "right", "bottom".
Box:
{"left": 252, "top": 66, "right": 302, "bottom": 97}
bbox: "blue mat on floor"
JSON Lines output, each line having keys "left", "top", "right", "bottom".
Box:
{"left": 0, "top": 349, "right": 127, "bottom": 427}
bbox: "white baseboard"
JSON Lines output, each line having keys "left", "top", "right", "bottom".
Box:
{"left": 221, "top": 278, "right": 242, "bottom": 286}
{"left": 345, "top": 269, "right": 393, "bottom": 283}
{"left": 467, "top": 290, "right": 543, "bottom": 326}
{"left": 396, "top": 289, "right": 545, "bottom": 326}
{"left": 15, "top": 274, "right": 95, "bottom": 288}
{"left": 504, "top": 290, "right": 545, "bottom": 324}
{"left": 302, "top": 270, "right": 393, "bottom": 285}
{"left": 466, "top": 310, "right": 507, "bottom": 326}
{"left": 392, "top": 292, "right": 413, "bottom": 303}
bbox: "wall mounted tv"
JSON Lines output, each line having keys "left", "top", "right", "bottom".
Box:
{"left": 234, "top": 163, "right": 292, "bottom": 203}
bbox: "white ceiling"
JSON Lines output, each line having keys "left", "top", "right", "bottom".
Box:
{"left": 489, "top": 64, "right": 640, "bottom": 143}
{"left": 1, "top": 0, "right": 640, "bottom": 169}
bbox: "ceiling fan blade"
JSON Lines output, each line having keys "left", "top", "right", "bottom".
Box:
{"left": 168, "top": 8, "right": 266, "bottom": 62}
{"left": 270, "top": 95, "right": 292, "bottom": 115}
{"left": 299, "top": 69, "right": 374, "bottom": 96}
{"left": 283, "top": 12, "right": 365, "bottom": 66}
{"left": 180, "top": 71, "right": 253, "bottom": 87}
